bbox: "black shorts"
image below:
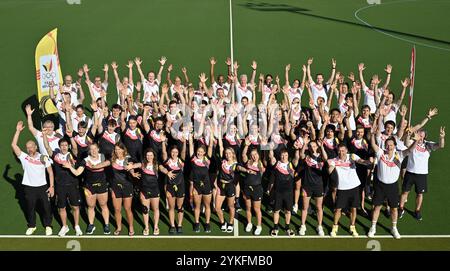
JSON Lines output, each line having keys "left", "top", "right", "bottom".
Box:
{"left": 373, "top": 179, "right": 399, "bottom": 208}
{"left": 243, "top": 184, "right": 263, "bottom": 201}
{"left": 218, "top": 181, "right": 235, "bottom": 198}
{"left": 85, "top": 181, "right": 108, "bottom": 195}
{"left": 111, "top": 181, "right": 134, "bottom": 198}
{"left": 335, "top": 187, "right": 360, "bottom": 209}
{"left": 166, "top": 181, "right": 185, "bottom": 198}
{"left": 402, "top": 172, "right": 427, "bottom": 194}
{"left": 141, "top": 184, "right": 160, "bottom": 199}
{"left": 55, "top": 184, "right": 81, "bottom": 208}
{"left": 274, "top": 191, "right": 293, "bottom": 212}
{"left": 302, "top": 185, "right": 324, "bottom": 198}
{"left": 193, "top": 180, "right": 212, "bottom": 195}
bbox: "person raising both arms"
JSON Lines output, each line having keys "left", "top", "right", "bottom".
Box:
{"left": 358, "top": 63, "right": 391, "bottom": 114}
{"left": 135, "top": 56, "right": 166, "bottom": 103}
{"left": 82, "top": 63, "right": 109, "bottom": 101}
{"left": 306, "top": 57, "right": 336, "bottom": 105}
{"left": 210, "top": 57, "right": 232, "bottom": 97}
{"left": 11, "top": 121, "right": 54, "bottom": 236}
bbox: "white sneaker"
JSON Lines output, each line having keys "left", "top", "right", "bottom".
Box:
{"left": 220, "top": 222, "right": 228, "bottom": 232}
{"left": 299, "top": 224, "right": 306, "bottom": 236}
{"left": 254, "top": 226, "right": 262, "bottom": 236}
{"left": 226, "top": 224, "right": 234, "bottom": 233}
{"left": 45, "top": 226, "right": 53, "bottom": 236}
{"left": 25, "top": 227, "right": 37, "bottom": 236}
{"left": 391, "top": 227, "right": 401, "bottom": 239}
{"left": 368, "top": 225, "right": 376, "bottom": 238}
{"left": 292, "top": 204, "right": 298, "bottom": 214}
{"left": 245, "top": 223, "right": 253, "bottom": 233}
{"left": 58, "top": 226, "right": 70, "bottom": 237}
{"left": 317, "top": 225, "right": 325, "bottom": 236}
{"left": 75, "top": 225, "right": 83, "bottom": 236}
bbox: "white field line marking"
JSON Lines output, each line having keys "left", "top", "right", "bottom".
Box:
{"left": 0, "top": 235, "right": 449, "bottom": 239}
{"left": 229, "top": 0, "right": 238, "bottom": 238}
{"left": 229, "top": 0, "right": 235, "bottom": 73}
{"left": 354, "top": 0, "right": 450, "bottom": 52}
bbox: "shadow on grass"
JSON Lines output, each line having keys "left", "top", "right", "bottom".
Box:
{"left": 240, "top": 2, "right": 450, "bottom": 46}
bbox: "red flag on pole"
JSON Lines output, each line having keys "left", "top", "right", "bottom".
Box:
{"left": 408, "top": 46, "right": 416, "bottom": 125}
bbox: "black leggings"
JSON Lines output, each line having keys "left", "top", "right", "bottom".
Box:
{"left": 24, "top": 185, "right": 52, "bottom": 228}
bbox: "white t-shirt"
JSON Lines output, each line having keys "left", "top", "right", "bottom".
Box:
{"left": 339, "top": 102, "right": 356, "bottom": 130}
{"left": 376, "top": 134, "right": 407, "bottom": 151}
{"left": 287, "top": 86, "right": 303, "bottom": 104}
{"left": 262, "top": 84, "right": 275, "bottom": 105}
{"left": 116, "top": 82, "right": 134, "bottom": 104}
{"left": 381, "top": 104, "right": 399, "bottom": 130}
{"left": 376, "top": 148, "right": 404, "bottom": 184}
{"left": 57, "top": 83, "right": 79, "bottom": 106}
{"left": 89, "top": 82, "right": 108, "bottom": 101}
{"left": 212, "top": 82, "right": 230, "bottom": 97}
{"left": 235, "top": 82, "right": 253, "bottom": 102}
{"left": 35, "top": 131, "right": 61, "bottom": 156}
{"left": 310, "top": 83, "right": 329, "bottom": 105}
{"left": 18, "top": 152, "right": 51, "bottom": 187}
{"left": 328, "top": 154, "right": 361, "bottom": 190}
{"left": 406, "top": 141, "right": 439, "bottom": 174}
{"left": 362, "top": 86, "right": 382, "bottom": 113}
{"left": 71, "top": 112, "right": 93, "bottom": 132}
{"left": 142, "top": 78, "right": 160, "bottom": 103}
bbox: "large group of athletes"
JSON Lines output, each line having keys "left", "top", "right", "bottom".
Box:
{"left": 11, "top": 56, "right": 445, "bottom": 238}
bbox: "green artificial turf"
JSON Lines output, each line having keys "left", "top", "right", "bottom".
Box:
{"left": 0, "top": 0, "right": 449, "bottom": 250}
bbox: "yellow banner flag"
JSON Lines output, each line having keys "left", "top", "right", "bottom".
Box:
{"left": 35, "top": 28, "right": 63, "bottom": 115}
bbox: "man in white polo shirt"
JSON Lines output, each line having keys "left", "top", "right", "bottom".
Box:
{"left": 328, "top": 144, "right": 371, "bottom": 237}
{"left": 368, "top": 133, "right": 419, "bottom": 239}
{"left": 399, "top": 127, "right": 445, "bottom": 220}
{"left": 11, "top": 121, "right": 54, "bottom": 236}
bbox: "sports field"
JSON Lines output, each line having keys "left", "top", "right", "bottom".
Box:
{"left": 0, "top": 0, "right": 449, "bottom": 250}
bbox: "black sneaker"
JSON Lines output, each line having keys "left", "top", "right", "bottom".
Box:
{"left": 399, "top": 208, "right": 405, "bottom": 219}
{"left": 193, "top": 223, "right": 200, "bottom": 233}
{"left": 103, "top": 224, "right": 111, "bottom": 235}
{"left": 414, "top": 211, "right": 422, "bottom": 221}
{"left": 169, "top": 226, "right": 176, "bottom": 235}
{"left": 86, "top": 224, "right": 96, "bottom": 235}
{"left": 177, "top": 226, "right": 183, "bottom": 234}
{"left": 205, "top": 223, "right": 211, "bottom": 233}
